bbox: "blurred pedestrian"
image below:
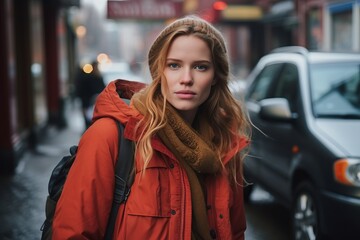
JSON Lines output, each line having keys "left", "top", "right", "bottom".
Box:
{"left": 53, "top": 15, "right": 250, "bottom": 239}
{"left": 75, "top": 60, "right": 105, "bottom": 129}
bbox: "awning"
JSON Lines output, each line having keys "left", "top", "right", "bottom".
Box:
{"left": 107, "top": 0, "right": 183, "bottom": 20}
{"left": 59, "top": 0, "right": 80, "bottom": 8}
{"left": 328, "top": 1, "right": 353, "bottom": 13}
{"left": 220, "top": 5, "right": 263, "bottom": 21}
{"left": 262, "top": 1, "right": 298, "bottom": 27}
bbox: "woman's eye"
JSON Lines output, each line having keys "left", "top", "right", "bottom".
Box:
{"left": 168, "top": 63, "right": 179, "bottom": 69}
{"left": 194, "top": 65, "right": 208, "bottom": 71}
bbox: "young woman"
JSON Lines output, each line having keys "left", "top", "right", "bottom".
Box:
{"left": 53, "top": 15, "right": 250, "bottom": 240}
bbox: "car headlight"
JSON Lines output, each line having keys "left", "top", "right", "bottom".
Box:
{"left": 334, "top": 159, "right": 360, "bottom": 186}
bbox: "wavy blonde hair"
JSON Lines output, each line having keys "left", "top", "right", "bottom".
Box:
{"left": 134, "top": 15, "right": 250, "bottom": 183}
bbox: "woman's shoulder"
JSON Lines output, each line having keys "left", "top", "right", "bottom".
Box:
{"left": 80, "top": 118, "right": 120, "bottom": 149}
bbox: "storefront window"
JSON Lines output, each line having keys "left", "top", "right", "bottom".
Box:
{"left": 332, "top": 10, "right": 352, "bottom": 51}
{"left": 57, "top": 11, "right": 69, "bottom": 98}
{"left": 31, "top": 1, "right": 47, "bottom": 125}
{"left": 307, "top": 8, "right": 322, "bottom": 50}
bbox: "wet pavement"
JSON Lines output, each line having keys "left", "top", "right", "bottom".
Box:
{"left": 0, "top": 100, "right": 291, "bottom": 240}
{"left": 0, "top": 101, "right": 83, "bottom": 240}
{"left": 244, "top": 186, "right": 291, "bottom": 240}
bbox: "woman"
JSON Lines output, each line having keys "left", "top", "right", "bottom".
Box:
{"left": 53, "top": 15, "right": 250, "bottom": 239}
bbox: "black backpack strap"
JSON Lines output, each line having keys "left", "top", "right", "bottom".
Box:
{"left": 104, "top": 120, "right": 134, "bottom": 240}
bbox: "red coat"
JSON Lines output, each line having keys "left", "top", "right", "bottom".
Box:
{"left": 53, "top": 80, "right": 247, "bottom": 239}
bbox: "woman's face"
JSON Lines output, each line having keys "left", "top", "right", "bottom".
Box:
{"left": 162, "top": 35, "right": 215, "bottom": 123}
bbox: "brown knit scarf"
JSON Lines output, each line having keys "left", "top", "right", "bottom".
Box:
{"left": 132, "top": 93, "right": 221, "bottom": 240}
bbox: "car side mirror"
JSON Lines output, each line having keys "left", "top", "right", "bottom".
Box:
{"left": 259, "top": 98, "right": 295, "bottom": 121}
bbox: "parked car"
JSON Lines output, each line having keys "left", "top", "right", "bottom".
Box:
{"left": 241, "top": 46, "right": 360, "bottom": 240}
{"left": 99, "top": 61, "right": 145, "bottom": 85}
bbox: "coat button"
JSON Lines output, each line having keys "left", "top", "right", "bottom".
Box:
{"left": 219, "top": 214, "right": 223, "bottom": 219}
{"left": 171, "top": 209, "right": 176, "bottom": 215}
{"left": 210, "top": 229, "right": 217, "bottom": 239}
{"left": 169, "top": 163, "right": 174, "bottom": 169}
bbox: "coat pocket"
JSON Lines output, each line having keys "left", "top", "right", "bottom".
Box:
{"left": 123, "top": 159, "right": 171, "bottom": 239}
{"left": 126, "top": 158, "right": 171, "bottom": 218}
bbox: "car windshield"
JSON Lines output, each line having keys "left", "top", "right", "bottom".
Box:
{"left": 310, "top": 62, "right": 360, "bottom": 119}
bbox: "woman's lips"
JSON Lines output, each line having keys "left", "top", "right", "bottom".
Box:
{"left": 175, "top": 90, "right": 196, "bottom": 99}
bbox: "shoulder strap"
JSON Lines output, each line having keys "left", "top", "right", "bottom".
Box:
{"left": 104, "top": 120, "right": 134, "bottom": 240}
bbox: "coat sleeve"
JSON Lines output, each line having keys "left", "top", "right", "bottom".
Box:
{"left": 52, "top": 118, "right": 119, "bottom": 239}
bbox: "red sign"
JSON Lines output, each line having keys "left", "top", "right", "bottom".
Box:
{"left": 107, "top": 0, "right": 183, "bottom": 20}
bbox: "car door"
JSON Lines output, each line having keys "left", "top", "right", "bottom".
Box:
{"left": 244, "top": 63, "right": 283, "bottom": 183}
{"left": 256, "top": 63, "right": 302, "bottom": 199}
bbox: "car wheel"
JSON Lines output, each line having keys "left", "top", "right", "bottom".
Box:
{"left": 292, "top": 181, "right": 321, "bottom": 240}
{"left": 243, "top": 184, "right": 254, "bottom": 202}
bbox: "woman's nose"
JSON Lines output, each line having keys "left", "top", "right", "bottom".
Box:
{"left": 180, "top": 68, "right": 193, "bottom": 85}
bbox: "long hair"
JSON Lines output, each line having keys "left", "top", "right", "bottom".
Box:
{"left": 133, "top": 15, "right": 250, "bottom": 183}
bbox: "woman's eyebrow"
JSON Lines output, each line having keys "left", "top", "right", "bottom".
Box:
{"left": 194, "top": 60, "right": 212, "bottom": 64}
{"left": 166, "top": 58, "right": 212, "bottom": 64}
{"left": 166, "top": 58, "right": 181, "bottom": 61}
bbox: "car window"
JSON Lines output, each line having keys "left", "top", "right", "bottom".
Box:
{"left": 311, "top": 62, "right": 360, "bottom": 118}
{"left": 272, "top": 63, "right": 299, "bottom": 112}
{"left": 247, "top": 63, "right": 283, "bottom": 102}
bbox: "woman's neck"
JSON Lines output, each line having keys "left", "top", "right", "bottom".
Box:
{"left": 176, "top": 108, "right": 198, "bottom": 125}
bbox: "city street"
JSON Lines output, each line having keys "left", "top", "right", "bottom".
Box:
{"left": 245, "top": 187, "right": 291, "bottom": 239}
{"left": 2, "top": 1, "right": 360, "bottom": 238}
{"left": 0, "top": 100, "right": 291, "bottom": 240}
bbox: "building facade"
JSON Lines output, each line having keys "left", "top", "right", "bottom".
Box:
{"left": 0, "top": 0, "right": 79, "bottom": 173}
{"left": 263, "top": 0, "right": 360, "bottom": 53}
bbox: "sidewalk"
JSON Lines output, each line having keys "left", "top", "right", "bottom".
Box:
{"left": 0, "top": 100, "right": 84, "bottom": 240}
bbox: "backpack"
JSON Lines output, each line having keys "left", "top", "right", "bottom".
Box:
{"left": 40, "top": 120, "right": 134, "bottom": 240}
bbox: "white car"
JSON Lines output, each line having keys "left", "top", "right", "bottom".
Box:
{"left": 242, "top": 46, "right": 360, "bottom": 240}
{"left": 99, "top": 62, "right": 145, "bottom": 85}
